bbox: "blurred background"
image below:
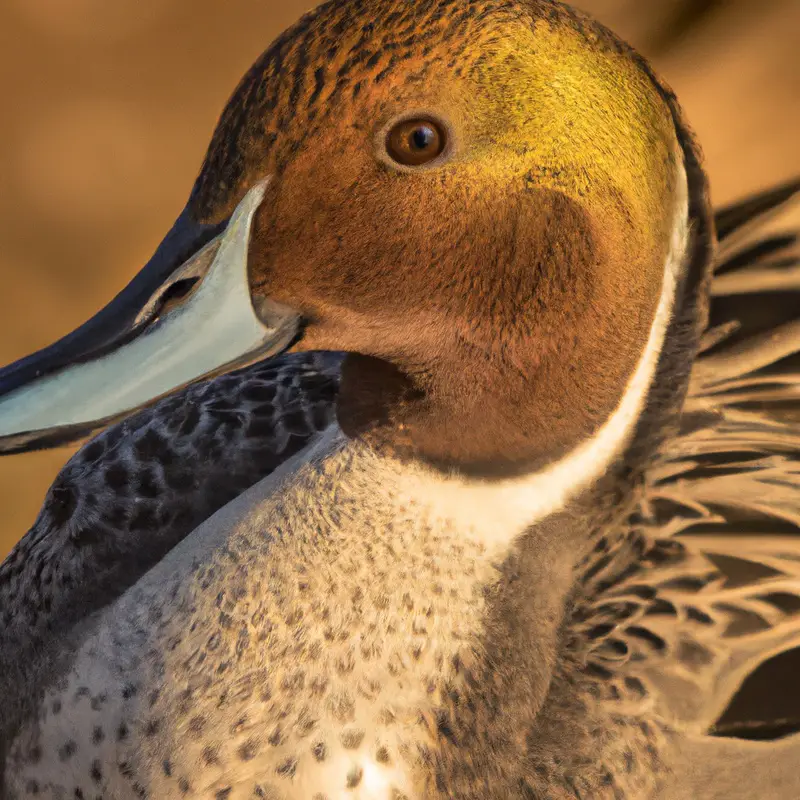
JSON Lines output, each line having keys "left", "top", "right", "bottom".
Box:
{"left": 0, "top": 0, "right": 798, "bottom": 556}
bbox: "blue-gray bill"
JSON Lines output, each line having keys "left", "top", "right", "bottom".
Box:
{"left": 0, "top": 181, "right": 302, "bottom": 455}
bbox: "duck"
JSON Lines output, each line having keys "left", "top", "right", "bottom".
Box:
{"left": 0, "top": 0, "right": 798, "bottom": 797}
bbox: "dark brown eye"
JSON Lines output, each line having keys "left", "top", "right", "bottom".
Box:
{"left": 385, "top": 118, "right": 446, "bottom": 166}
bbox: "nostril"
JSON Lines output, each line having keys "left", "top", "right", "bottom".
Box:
{"left": 154, "top": 277, "right": 201, "bottom": 318}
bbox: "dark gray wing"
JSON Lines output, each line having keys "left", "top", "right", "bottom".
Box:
{"left": 0, "top": 350, "right": 340, "bottom": 751}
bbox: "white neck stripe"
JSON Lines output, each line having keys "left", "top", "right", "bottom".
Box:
{"left": 402, "top": 161, "right": 691, "bottom": 549}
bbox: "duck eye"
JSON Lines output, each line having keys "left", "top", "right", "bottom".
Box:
{"left": 385, "top": 118, "right": 446, "bottom": 167}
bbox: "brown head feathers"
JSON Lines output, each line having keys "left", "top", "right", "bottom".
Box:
{"left": 189, "top": 0, "right": 712, "bottom": 475}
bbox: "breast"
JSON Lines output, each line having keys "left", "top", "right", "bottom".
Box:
{"left": 5, "top": 431, "right": 551, "bottom": 800}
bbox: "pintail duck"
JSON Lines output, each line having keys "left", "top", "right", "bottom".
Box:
{"left": 0, "top": 1, "right": 799, "bottom": 797}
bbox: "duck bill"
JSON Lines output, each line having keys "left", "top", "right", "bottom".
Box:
{"left": 0, "top": 180, "right": 302, "bottom": 455}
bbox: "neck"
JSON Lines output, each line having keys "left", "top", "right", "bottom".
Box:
{"left": 339, "top": 175, "right": 688, "bottom": 526}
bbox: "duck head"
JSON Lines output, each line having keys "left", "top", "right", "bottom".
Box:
{"left": 0, "top": 0, "right": 712, "bottom": 475}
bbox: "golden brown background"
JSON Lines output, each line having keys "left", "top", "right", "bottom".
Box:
{"left": 0, "top": 0, "right": 798, "bottom": 556}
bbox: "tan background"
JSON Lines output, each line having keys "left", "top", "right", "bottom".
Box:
{"left": 0, "top": 0, "right": 798, "bottom": 556}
